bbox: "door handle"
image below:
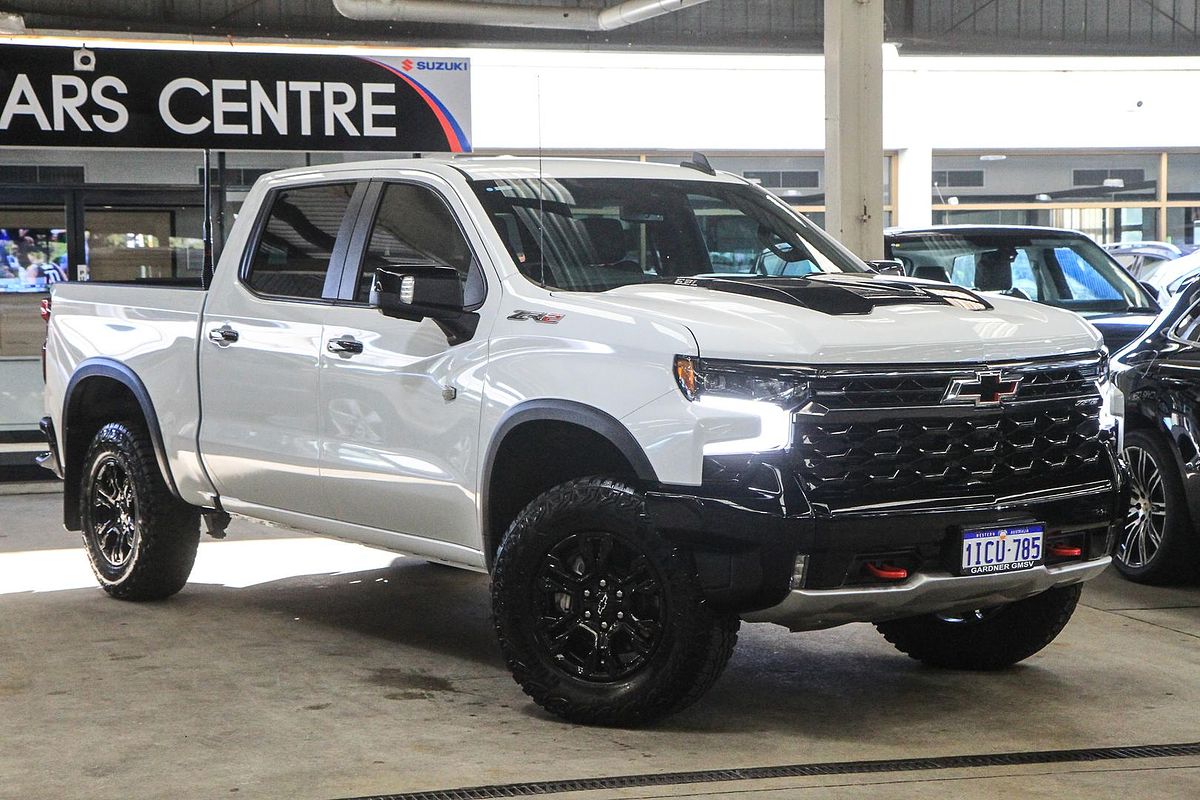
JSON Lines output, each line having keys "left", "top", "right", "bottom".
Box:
{"left": 208, "top": 326, "right": 239, "bottom": 345}
{"left": 327, "top": 337, "right": 364, "bottom": 355}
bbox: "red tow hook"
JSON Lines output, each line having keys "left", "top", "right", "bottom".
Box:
{"left": 1050, "top": 544, "right": 1083, "bottom": 558}
{"left": 865, "top": 562, "right": 909, "bottom": 581}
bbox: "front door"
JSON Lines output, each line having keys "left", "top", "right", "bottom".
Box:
{"left": 317, "top": 179, "right": 490, "bottom": 551}
{"left": 199, "top": 180, "right": 363, "bottom": 516}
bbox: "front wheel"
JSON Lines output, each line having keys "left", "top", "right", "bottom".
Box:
{"left": 875, "top": 584, "right": 1082, "bottom": 670}
{"left": 80, "top": 421, "right": 201, "bottom": 600}
{"left": 1117, "top": 430, "right": 1199, "bottom": 584}
{"left": 491, "top": 477, "right": 739, "bottom": 726}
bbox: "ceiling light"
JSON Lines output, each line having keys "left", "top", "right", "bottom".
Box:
{"left": 979, "top": 154, "right": 1007, "bottom": 161}
{"left": 1036, "top": 193, "right": 1052, "bottom": 202}
{"left": 1103, "top": 178, "right": 1125, "bottom": 188}
{"left": 948, "top": 196, "right": 960, "bottom": 206}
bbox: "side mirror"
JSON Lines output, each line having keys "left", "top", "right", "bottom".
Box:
{"left": 370, "top": 265, "right": 479, "bottom": 345}
{"left": 869, "top": 259, "right": 905, "bottom": 277}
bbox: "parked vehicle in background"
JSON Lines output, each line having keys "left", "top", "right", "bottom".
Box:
{"left": 42, "top": 158, "right": 1126, "bottom": 725}
{"left": 1103, "top": 241, "right": 1189, "bottom": 279}
{"left": 1134, "top": 248, "right": 1200, "bottom": 306}
{"left": 884, "top": 225, "right": 1159, "bottom": 351}
{"left": 1112, "top": 277, "right": 1200, "bottom": 584}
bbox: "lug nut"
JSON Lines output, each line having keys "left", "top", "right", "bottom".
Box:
{"left": 601, "top": 622, "right": 609, "bottom": 630}
{"left": 583, "top": 590, "right": 591, "bottom": 598}
{"left": 615, "top": 590, "right": 623, "bottom": 598}
{"left": 584, "top": 610, "right": 592, "bottom": 619}
{"left": 599, "top": 579, "right": 607, "bottom": 588}
{"left": 617, "top": 612, "right": 624, "bottom": 619}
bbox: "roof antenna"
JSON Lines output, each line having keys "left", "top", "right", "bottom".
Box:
{"left": 680, "top": 151, "right": 715, "bottom": 175}
{"left": 537, "top": 73, "right": 547, "bottom": 288}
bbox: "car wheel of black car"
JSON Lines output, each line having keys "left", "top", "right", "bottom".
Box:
{"left": 875, "top": 584, "right": 1082, "bottom": 670}
{"left": 1117, "top": 430, "right": 1199, "bottom": 584}
{"left": 491, "top": 477, "right": 740, "bottom": 726}
{"left": 80, "top": 421, "right": 201, "bottom": 600}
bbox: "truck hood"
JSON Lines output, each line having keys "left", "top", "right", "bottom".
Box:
{"left": 564, "top": 274, "right": 1102, "bottom": 364}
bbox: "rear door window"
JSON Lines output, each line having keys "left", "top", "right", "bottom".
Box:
{"left": 246, "top": 183, "right": 357, "bottom": 300}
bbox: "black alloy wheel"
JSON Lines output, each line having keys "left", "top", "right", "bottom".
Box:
{"left": 534, "top": 531, "right": 667, "bottom": 683}
{"left": 87, "top": 455, "right": 140, "bottom": 569}
{"left": 80, "top": 421, "right": 201, "bottom": 600}
{"left": 492, "top": 477, "right": 739, "bottom": 726}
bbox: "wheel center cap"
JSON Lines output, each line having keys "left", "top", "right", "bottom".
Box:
{"left": 596, "top": 592, "right": 609, "bottom": 617}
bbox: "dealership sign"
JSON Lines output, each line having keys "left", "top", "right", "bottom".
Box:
{"left": 0, "top": 45, "right": 471, "bottom": 151}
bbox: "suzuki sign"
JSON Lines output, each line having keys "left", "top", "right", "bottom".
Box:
{"left": 0, "top": 44, "right": 471, "bottom": 152}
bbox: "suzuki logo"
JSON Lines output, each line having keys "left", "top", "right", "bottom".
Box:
{"left": 401, "top": 58, "right": 414, "bottom": 71}
{"left": 943, "top": 371, "right": 1023, "bottom": 406}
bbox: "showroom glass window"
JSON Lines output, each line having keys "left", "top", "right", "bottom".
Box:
{"left": 930, "top": 153, "right": 1160, "bottom": 243}
{"left": 356, "top": 183, "right": 484, "bottom": 306}
{"left": 246, "top": 183, "right": 356, "bottom": 300}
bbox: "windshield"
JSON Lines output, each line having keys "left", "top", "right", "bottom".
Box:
{"left": 886, "top": 231, "right": 1154, "bottom": 315}
{"left": 470, "top": 177, "right": 867, "bottom": 291}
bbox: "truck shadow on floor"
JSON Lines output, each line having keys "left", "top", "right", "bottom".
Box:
{"left": 174, "top": 556, "right": 1110, "bottom": 739}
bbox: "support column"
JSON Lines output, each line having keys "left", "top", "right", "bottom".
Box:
{"left": 824, "top": 0, "right": 885, "bottom": 260}
{"left": 896, "top": 145, "right": 933, "bottom": 228}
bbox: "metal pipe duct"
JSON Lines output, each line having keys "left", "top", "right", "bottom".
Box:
{"left": 332, "top": 0, "right": 713, "bottom": 31}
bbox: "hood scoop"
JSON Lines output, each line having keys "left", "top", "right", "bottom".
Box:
{"left": 671, "top": 274, "right": 992, "bottom": 315}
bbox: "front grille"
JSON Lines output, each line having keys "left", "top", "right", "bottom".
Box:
{"left": 793, "top": 354, "right": 1107, "bottom": 507}
{"left": 808, "top": 356, "right": 1103, "bottom": 410}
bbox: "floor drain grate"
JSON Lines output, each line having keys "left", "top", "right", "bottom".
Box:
{"left": 339, "top": 741, "right": 1200, "bottom": 800}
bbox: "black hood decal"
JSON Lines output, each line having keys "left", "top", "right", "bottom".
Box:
{"left": 671, "top": 274, "right": 992, "bottom": 315}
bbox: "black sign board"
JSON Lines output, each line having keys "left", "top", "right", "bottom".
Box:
{"left": 0, "top": 44, "right": 471, "bottom": 152}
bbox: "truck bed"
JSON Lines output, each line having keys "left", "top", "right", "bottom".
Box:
{"left": 45, "top": 282, "right": 216, "bottom": 506}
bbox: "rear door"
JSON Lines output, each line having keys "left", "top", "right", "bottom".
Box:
{"left": 199, "top": 180, "right": 365, "bottom": 515}
{"left": 316, "top": 177, "right": 490, "bottom": 551}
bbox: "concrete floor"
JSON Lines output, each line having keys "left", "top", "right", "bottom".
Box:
{"left": 1, "top": 490, "right": 1197, "bottom": 800}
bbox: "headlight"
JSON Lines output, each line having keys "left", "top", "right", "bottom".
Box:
{"left": 673, "top": 356, "right": 809, "bottom": 407}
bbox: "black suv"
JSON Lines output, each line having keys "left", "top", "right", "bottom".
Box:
{"left": 885, "top": 226, "right": 1160, "bottom": 352}
{"left": 1112, "top": 278, "right": 1200, "bottom": 583}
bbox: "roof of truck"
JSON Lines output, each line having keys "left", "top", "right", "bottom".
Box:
{"left": 261, "top": 155, "right": 747, "bottom": 184}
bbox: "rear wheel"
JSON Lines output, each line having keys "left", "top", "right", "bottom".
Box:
{"left": 80, "top": 421, "right": 201, "bottom": 600}
{"left": 875, "top": 584, "right": 1082, "bottom": 670}
{"left": 1117, "top": 430, "right": 1199, "bottom": 584}
{"left": 491, "top": 477, "right": 739, "bottom": 726}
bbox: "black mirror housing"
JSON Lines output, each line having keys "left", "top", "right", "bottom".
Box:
{"left": 371, "top": 265, "right": 479, "bottom": 345}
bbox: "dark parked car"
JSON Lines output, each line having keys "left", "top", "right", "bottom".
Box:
{"left": 1112, "top": 278, "right": 1200, "bottom": 583}
{"left": 885, "top": 226, "right": 1160, "bottom": 351}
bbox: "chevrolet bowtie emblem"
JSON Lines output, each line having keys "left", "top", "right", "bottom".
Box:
{"left": 943, "top": 370, "right": 1022, "bottom": 406}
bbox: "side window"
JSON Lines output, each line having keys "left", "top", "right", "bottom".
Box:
{"left": 247, "top": 183, "right": 356, "bottom": 300}
{"left": 357, "top": 183, "right": 483, "bottom": 305}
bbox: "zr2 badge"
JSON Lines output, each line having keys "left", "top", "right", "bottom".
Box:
{"left": 508, "top": 310, "right": 565, "bottom": 324}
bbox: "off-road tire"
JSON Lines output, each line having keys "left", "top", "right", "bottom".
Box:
{"left": 1117, "top": 429, "right": 1199, "bottom": 584}
{"left": 875, "top": 583, "right": 1082, "bottom": 670}
{"left": 80, "top": 421, "right": 201, "bottom": 600}
{"left": 491, "top": 477, "right": 739, "bottom": 726}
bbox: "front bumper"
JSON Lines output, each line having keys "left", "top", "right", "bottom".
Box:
{"left": 645, "top": 464, "right": 1126, "bottom": 617}
{"left": 744, "top": 557, "right": 1110, "bottom": 631}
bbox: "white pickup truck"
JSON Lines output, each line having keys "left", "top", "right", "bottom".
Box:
{"left": 41, "top": 156, "right": 1126, "bottom": 725}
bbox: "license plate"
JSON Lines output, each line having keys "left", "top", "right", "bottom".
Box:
{"left": 959, "top": 524, "right": 1044, "bottom": 575}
